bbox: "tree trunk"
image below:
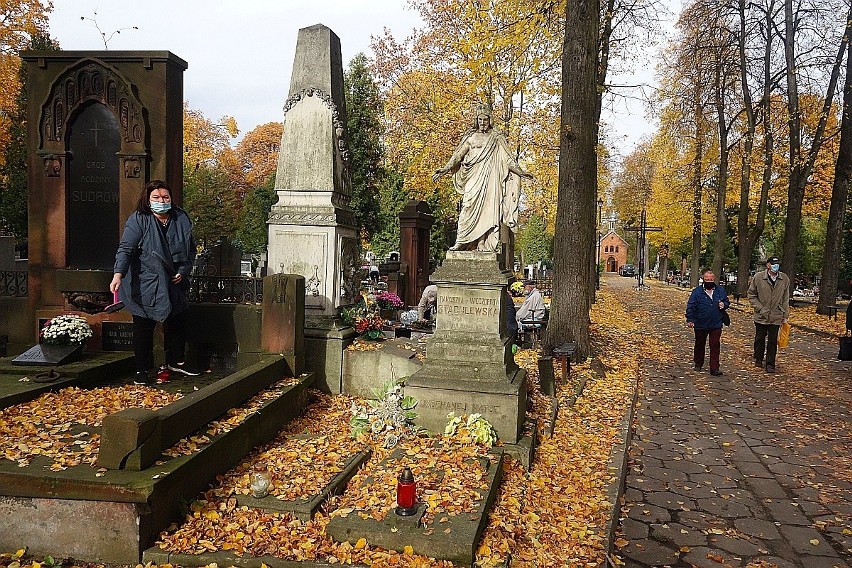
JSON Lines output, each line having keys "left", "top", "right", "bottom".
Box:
{"left": 690, "top": 93, "right": 704, "bottom": 288}
{"left": 781, "top": 0, "right": 851, "bottom": 278}
{"left": 548, "top": 0, "right": 600, "bottom": 359}
{"left": 712, "top": 62, "right": 729, "bottom": 279}
{"left": 736, "top": 1, "right": 773, "bottom": 297}
{"left": 818, "top": 35, "right": 852, "bottom": 314}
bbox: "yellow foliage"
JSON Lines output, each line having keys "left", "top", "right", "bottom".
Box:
{"left": 0, "top": 0, "right": 52, "bottom": 166}
{"left": 372, "top": 1, "right": 566, "bottom": 227}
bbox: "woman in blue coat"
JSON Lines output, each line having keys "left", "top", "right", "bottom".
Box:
{"left": 685, "top": 270, "right": 730, "bottom": 376}
{"left": 110, "top": 180, "right": 198, "bottom": 385}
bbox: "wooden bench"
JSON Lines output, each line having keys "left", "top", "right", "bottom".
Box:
{"left": 552, "top": 342, "right": 577, "bottom": 384}
{"left": 826, "top": 304, "right": 845, "bottom": 320}
{"left": 519, "top": 314, "right": 548, "bottom": 348}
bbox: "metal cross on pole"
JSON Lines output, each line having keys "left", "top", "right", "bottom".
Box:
{"left": 624, "top": 209, "right": 662, "bottom": 290}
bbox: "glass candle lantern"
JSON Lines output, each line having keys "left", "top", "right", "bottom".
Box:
{"left": 395, "top": 466, "right": 417, "bottom": 516}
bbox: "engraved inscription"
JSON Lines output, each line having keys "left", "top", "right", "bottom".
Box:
{"left": 420, "top": 399, "right": 501, "bottom": 414}
{"left": 436, "top": 294, "right": 500, "bottom": 318}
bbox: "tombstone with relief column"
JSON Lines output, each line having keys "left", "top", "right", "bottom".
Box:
{"left": 266, "top": 25, "right": 359, "bottom": 393}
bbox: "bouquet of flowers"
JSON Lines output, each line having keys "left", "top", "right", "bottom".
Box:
{"left": 40, "top": 314, "right": 93, "bottom": 346}
{"left": 354, "top": 313, "right": 385, "bottom": 340}
{"left": 350, "top": 380, "right": 419, "bottom": 448}
{"left": 445, "top": 412, "right": 498, "bottom": 447}
{"left": 375, "top": 291, "right": 404, "bottom": 310}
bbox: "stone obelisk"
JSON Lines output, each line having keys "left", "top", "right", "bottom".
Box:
{"left": 266, "top": 25, "right": 359, "bottom": 392}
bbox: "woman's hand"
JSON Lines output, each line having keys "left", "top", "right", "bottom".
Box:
{"left": 110, "top": 273, "right": 122, "bottom": 293}
{"left": 171, "top": 273, "right": 183, "bottom": 285}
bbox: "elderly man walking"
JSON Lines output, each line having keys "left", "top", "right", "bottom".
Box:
{"left": 686, "top": 270, "right": 730, "bottom": 376}
{"left": 747, "top": 256, "right": 790, "bottom": 373}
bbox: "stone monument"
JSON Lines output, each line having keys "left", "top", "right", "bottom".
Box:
{"left": 405, "top": 251, "right": 526, "bottom": 443}
{"left": 266, "top": 25, "right": 358, "bottom": 392}
{"left": 19, "top": 50, "right": 186, "bottom": 347}
{"left": 399, "top": 200, "right": 434, "bottom": 307}
{"left": 406, "top": 104, "right": 533, "bottom": 443}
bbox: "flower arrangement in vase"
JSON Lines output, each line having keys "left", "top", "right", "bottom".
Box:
{"left": 40, "top": 314, "right": 93, "bottom": 346}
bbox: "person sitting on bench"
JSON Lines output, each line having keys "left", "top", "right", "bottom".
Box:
{"left": 516, "top": 280, "right": 546, "bottom": 331}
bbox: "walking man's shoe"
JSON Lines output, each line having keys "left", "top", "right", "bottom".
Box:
{"left": 765, "top": 364, "right": 775, "bottom": 373}
{"left": 754, "top": 359, "right": 764, "bottom": 368}
{"left": 710, "top": 370, "right": 724, "bottom": 376}
{"left": 693, "top": 365, "right": 702, "bottom": 371}
{"left": 167, "top": 362, "right": 200, "bottom": 376}
{"left": 133, "top": 371, "right": 152, "bottom": 385}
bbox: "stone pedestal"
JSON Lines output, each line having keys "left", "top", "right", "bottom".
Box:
{"left": 405, "top": 251, "right": 527, "bottom": 443}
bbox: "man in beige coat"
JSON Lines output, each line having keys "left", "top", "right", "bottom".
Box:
{"left": 747, "top": 256, "right": 790, "bottom": 373}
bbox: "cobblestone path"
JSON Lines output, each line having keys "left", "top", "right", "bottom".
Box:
{"left": 607, "top": 276, "right": 851, "bottom": 568}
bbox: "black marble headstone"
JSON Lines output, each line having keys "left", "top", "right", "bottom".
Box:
{"left": 67, "top": 103, "right": 121, "bottom": 269}
{"left": 198, "top": 343, "right": 238, "bottom": 373}
{"left": 12, "top": 343, "right": 83, "bottom": 365}
{"left": 102, "top": 321, "right": 134, "bottom": 351}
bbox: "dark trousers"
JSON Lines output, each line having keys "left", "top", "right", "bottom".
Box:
{"left": 693, "top": 328, "right": 722, "bottom": 371}
{"left": 754, "top": 322, "right": 780, "bottom": 366}
{"left": 132, "top": 310, "right": 188, "bottom": 373}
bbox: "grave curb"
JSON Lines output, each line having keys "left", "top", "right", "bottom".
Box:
{"left": 603, "top": 370, "right": 640, "bottom": 559}
{"left": 235, "top": 447, "right": 372, "bottom": 521}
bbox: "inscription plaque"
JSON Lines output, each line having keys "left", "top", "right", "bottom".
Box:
{"left": 12, "top": 344, "right": 83, "bottom": 366}
{"left": 67, "top": 103, "right": 121, "bottom": 269}
{"left": 102, "top": 321, "right": 134, "bottom": 351}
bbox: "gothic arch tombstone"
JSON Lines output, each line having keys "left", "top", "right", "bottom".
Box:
{"left": 37, "top": 58, "right": 148, "bottom": 270}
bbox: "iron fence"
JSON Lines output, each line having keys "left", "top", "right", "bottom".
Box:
{"left": 0, "top": 270, "right": 27, "bottom": 297}
{"left": 187, "top": 276, "right": 263, "bottom": 304}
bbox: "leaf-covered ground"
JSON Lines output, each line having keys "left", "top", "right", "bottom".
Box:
{"left": 1, "top": 290, "right": 641, "bottom": 567}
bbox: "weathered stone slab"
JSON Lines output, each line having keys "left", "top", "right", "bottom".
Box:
{"left": 326, "top": 454, "right": 504, "bottom": 566}
{"left": 11, "top": 343, "right": 82, "bottom": 365}
{"left": 342, "top": 341, "right": 422, "bottom": 398}
{"left": 235, "top": 445, "right": 370, "bottom": 521}
{"left": 405, "top": 371, "right": 526, "bottom": 444}
{"left": 538, "top": 356, "right": 555, "bottom": 396}
{"left": 0, "top": 497, "right": 144, "bottom": 564}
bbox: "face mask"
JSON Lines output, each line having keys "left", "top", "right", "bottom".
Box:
{"left": 703, "top": 281, "right": 716, "bottom": 290}
{"left": 150, "top": 201, "right": 171, "bottom": 214}
{"left": 770, "top": 263, "right": 780, "bottom": 273}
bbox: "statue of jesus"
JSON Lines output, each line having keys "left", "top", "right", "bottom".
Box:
{"left": 433, "top": 103, "right": 533, "bottom": 252}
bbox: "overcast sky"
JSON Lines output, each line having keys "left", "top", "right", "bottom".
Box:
{"left": 47, "top": 0, "right": 668, "bottom": 158}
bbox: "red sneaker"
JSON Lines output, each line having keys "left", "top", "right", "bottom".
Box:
{"left": 156, "top": 367, "right": 171, "bottom": 384}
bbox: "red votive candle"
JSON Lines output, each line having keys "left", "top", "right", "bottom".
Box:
{"left": 395, "top": 466, "right": 417, "bottom": 515}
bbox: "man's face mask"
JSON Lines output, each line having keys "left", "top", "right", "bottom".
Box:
{"left": 770, "top": 263, "right": 780, "bottom": 272}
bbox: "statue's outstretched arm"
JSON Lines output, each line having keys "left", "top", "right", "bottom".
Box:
{"left": 433, "top": 137, "right": 470, "bottom": 182}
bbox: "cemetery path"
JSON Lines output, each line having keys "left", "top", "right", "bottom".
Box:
{"left": 604, "top": 275, "right": 852, "bottom": 568}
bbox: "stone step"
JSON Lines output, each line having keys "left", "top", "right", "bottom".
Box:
{"left": 0, "top": 371, "right": 314, "bottom": 564}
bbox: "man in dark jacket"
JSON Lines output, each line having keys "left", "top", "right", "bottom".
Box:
{"left": 686, "top": 270, "right": 730, "bottom": 376}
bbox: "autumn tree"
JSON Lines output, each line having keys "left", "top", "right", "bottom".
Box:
{"left": 779, "top": 0, "right": 851, "bottom": 279}
{"left": 182, "top": 104, "right": 239, "bottom": 248}
{"left": 548, "top": 0, "right": 600, "bottom": 359}
{"left": 0, "top": 32, "right": 57, "bottom": 239}
{"left": 818, "top": 33, "right": 852, "bottom": 312}
{"left": 516, "top": 214, "right": 553, "bottom": 267}
{"left": 230, "top": 121, "right": 282, "bottom": 255}
{"left": 0, "top": 0, "right": 51, "bottom": 168}
{"left": 234, "top": 121, "right": 282, "bottom": 190}
{"left": 344, "top": 53, "right": 383, "bottom": 243}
